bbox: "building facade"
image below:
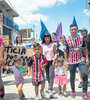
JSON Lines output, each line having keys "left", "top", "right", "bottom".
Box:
{"left": 0, "top": 0, "right": 19, "bottom": 45}
{"left": 19, "top": 28, "right": 34, "bottom": 43}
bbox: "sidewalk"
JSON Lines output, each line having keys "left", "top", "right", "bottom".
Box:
{"left": 1, "top": 72, "right": 90, "bottom": 100}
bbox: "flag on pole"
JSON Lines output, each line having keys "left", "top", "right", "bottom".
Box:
{"left": 72, "top": 16, "right": 79, "bottom": 32}
{"left": 72, "top": 16, "right": 78, "bottom": 29}
{"left": 72, "top": 16, "right": 77, "bottom": 25}
{"left": 56, "top": 22, "right": 62, "bottom": 42}
{"left": 40, "top": 19, "right": 48, "bottom": 40}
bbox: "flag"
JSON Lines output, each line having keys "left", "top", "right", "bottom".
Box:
{"left": 72, "top": 16, "right": 78, "bottom": 29}
{"left": 72, "top": 16, "right": 77, "bottom": 25}
{"left": 72, "top": 16, "right": 79, "bottom": 32}
{"left": 56, "top": 22, "right": 62, "bottom": 42}
{"left": 40, "top": 19, "right": 48, "bottom": 40}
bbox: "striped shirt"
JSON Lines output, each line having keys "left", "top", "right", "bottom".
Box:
{"left": 28, "top": 54, "right": 47, "bottom": 83}
{"left": 65, "top": 35, "right": 86, "bottom": 64}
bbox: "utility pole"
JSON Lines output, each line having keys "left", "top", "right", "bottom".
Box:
{"left": 88, "top": 1, "right": 90, "bottom": 26}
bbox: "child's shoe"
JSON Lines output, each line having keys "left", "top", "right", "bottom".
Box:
{"left": 82, "top": 93, "right": 90, "bottom": 100}
{"left": 40, "top": 90, "right": 45, "bottom": 98}
{"left": 35, "top": 95, "right": 39, "bottom": 100}
{"left": 71, "top": 90, "right": 75, "bottom": 98}
{"left": 49, "top": 90, "right": 54, "bottom": 98}
{"left": 59, "top": 92, "right": 63, "bottom": 97}
{"left": 63, "top": 92, "right": 67, "bottom": 97}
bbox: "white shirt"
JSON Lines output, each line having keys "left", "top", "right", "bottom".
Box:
{"left": 14, "top": 43, "right": 26, "bottom": 47}
{"left": 55, "top": 65, "right": 65, "bottom": 76}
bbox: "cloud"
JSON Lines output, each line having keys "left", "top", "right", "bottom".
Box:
{"left": 83, "top": 9, "right": 90, "bottom": 16}
{"left": 6, "top": 0, "right": 67, "bottom": 25}
{"left": 14, "top": 13, "right": 49, "bottom": 25}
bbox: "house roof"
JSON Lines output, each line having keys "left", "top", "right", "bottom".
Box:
{"left": 0, "top": 0, "right": 19, "bottom": 17}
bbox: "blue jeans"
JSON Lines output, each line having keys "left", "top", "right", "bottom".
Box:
{"left": 69, "top": 61, "right": 88, "bottom": 93}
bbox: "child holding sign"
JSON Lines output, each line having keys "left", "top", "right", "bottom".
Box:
{"left": 2, "top": 57, "right": 26, "bottom": 100}
{"left": 27, "top": 43, "right": 47, "bottom": 100}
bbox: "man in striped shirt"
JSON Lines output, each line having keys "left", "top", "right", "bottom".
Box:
{"left": 64, "top": 24, "right": 90, "bottom": 100}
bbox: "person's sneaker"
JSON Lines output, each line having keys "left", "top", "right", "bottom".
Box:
{"left": 19, "top": 97, "right": 27, "bottom": 100}
{"left": 78, "top": 82, "right": 82, "bottom": 88}
{"left": 71, "top": 90, "right": 75, "bottom": 98}
{"left": 40, "top": 90, "right": 45, "bottom": 98}
{"left": 82, "top": 93, "right": 90, "bottom": 100}
{"left": 35, "top": 95, "right": 39, "bottom": 100}
{"left": 49, "top": 90, "right": 54, "bottom": 98}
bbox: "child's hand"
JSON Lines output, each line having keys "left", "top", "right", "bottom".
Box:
{"left": 54, "top": 53, "right": 59, "bottom": 60}
{"left": 41, "top": 65, "right": 44, "bottom": 70}
{"left": 27, "top": 72, "right": 30, "bottom": 76}
{"left": 64, "top": 65, "right": 69, "bottom": 71}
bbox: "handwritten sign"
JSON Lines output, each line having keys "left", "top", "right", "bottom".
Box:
{"left": 4, "top": 46, "right": 33, "bottom": 68}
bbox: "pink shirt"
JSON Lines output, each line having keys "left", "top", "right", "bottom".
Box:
{"left": 41, "top": 43, "right": 55, "bottom": 61}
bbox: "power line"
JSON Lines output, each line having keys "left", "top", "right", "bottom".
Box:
{"left": 7, "top": 0, "right": 32, "bottom": 26}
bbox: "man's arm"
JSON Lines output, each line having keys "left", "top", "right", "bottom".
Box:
{"left": 82, "top": 37, "right": 89, "bottom": 65}
{"left": 83, "top": 47, "right": 89, "bottom": 65}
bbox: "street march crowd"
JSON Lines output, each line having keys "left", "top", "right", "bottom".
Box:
{"left": 0, "top": 24, "right": 90, "bottom": 100}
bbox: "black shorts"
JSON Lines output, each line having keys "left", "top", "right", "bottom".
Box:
{"left": 32, "top": 80, "right": 45, "bottom": 86}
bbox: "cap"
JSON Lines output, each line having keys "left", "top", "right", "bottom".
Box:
{"left": 79, "top": 28, "right": 88, "bottom": 32}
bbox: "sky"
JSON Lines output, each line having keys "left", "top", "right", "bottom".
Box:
{"left": 6, "top": 0, "right": 90, "bottom": 40}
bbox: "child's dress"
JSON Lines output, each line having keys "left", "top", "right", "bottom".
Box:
{"left": 54, "top": 65, "right": 68, "bottom": 86}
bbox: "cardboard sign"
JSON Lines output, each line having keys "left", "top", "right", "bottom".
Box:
{"left": 4, "top": 46, "right": 33, "bottom": 68}
{"left": 0, "top": 35, "right": 9, "bottom": 46}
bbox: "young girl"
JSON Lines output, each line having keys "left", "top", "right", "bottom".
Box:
{"left": 53, "top": 55, "right": 68, "bottom": 97}
{"left": 2, "top": 57, "right": 26, "bottom": 100}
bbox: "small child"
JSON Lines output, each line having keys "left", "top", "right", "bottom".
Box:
{"left": 27, "top": 43, "right": 47, "bottom": 100}
{"left": 2, "top": 57, "right": 26, "bottom": 100}
{"left": 53, "top": 54, "right": 68, "bottom": 97}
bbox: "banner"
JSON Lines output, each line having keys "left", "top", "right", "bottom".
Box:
{"left": 4, "top": 46, "right": 33, "bottom": 69}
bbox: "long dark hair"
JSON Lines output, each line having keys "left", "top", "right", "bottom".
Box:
{"left": 16, "top": 35, "right": 22, "bottom": 45}
{"left": 42, "top": 33, "right": 52, "bottom": 43}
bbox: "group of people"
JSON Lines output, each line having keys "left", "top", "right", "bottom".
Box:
{"left": 0, "top": 23, "right": 90, "bottom": 100}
